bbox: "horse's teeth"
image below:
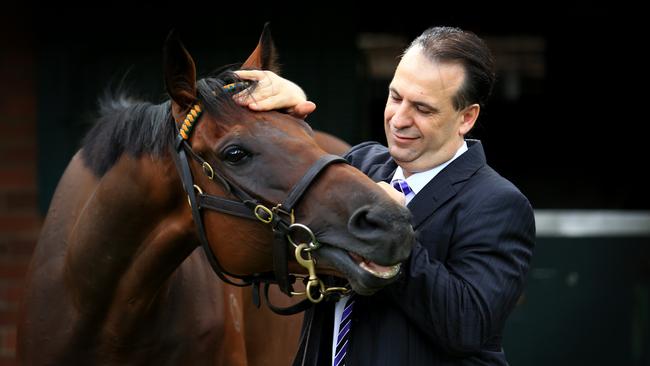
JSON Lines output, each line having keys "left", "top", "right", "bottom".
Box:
{"left": 359, "top": 262, "right": 401, "bottom": 279}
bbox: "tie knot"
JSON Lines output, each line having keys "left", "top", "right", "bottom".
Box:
{"left": 392, "top": 179, "right": 413, "bottom": 196}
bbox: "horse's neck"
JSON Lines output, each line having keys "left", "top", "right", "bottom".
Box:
{"left": 65, "top": 151, "right": 195, "bottom": 331}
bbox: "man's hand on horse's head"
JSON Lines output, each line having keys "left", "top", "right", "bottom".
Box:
{"left": 233, "top": 69, "right": 317, "bottom": 119}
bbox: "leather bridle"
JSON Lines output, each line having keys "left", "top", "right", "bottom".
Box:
{"left": 171, "top": 82, "right": 349, "bottom": 314}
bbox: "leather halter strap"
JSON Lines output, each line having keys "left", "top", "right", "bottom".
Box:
{"left": 171, "top": 109, "right": 347, "bottom": 314}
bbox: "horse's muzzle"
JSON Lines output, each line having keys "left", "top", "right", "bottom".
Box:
{"left": 346, "top": 202, "right": 414, "bottom": 266}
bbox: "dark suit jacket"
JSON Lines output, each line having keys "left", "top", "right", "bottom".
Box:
{"left": 293, "top": 140, "right": 535, "bottom": 366}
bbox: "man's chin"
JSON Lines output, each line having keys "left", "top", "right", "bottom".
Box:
{"left": 388, "top": 145, "right": 418, "bottom": 162}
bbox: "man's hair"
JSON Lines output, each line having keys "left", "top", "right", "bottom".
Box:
{"left": 406, "top": 26, "right": 496, "bottom": 110}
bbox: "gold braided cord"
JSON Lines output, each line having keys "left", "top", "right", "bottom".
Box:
{"left": 177, "top": 85, "right": 239, "bottom": 140}
{"left": 178, "top": 103, "right": 202, "bottom": 140}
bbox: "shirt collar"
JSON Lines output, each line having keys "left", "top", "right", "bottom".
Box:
{"left": 391, "top": 140, "right": 468, "bottom": 196}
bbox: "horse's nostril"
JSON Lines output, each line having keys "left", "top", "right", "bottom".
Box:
{"left": 347, "top": 203, "right": 414, "bottom": 265}
{"left": 348, "top": 205, "right": 389, "bottom": 239}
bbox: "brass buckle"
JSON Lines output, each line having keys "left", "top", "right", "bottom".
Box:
{"left": 254, "top": 205, "right": 274, "bottom": 224}
{"left": 272, "top": 204, "right": 295, "bottom": 225}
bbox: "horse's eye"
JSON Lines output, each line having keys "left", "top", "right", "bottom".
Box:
{"left": 222, "top": 146, "right": 250, "bottom": 165}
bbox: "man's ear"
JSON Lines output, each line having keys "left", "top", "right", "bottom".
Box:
{"left": 163, "top": 31, "right": 197, "bottom": 115}
{"left": 459, "top": 104, "right": 480, "bottom": 136}
{"left": 241, "top": 22, "right": 280, "bottom": 73}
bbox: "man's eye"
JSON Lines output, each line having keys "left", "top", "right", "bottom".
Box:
{"left": 222, "top": 146, "right": 250, "bottom": 164}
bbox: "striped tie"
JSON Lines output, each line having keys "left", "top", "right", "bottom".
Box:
{"left": 333, "top": 294, "right": 356, "bottom": 366}
{"left": 392, "top": 179, "right": 413, "bottom": 196}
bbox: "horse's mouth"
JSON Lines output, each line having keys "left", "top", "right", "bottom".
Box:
{"left": 311, "top": 244, "right": 404, "bottom": 295}
{"left": 348, "top": 252, "right": 401, "bottom": 279}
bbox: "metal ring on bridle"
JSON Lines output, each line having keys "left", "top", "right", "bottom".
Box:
{"left": 187, "top": 184, "right": 204, "bottom": 208}
{"left": 287, "top": 223, "right": 319, "bottom": 250}
{"left": 202, "top": 162, "right": 214, "bottom": 180}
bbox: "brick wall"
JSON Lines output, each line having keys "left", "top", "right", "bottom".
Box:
{"left": 0, "top": 12, "right": 40, "bottom": 366}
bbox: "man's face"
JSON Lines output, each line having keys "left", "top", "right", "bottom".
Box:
{"left": 384, "top": 46, "right": 475, "bottom": 176}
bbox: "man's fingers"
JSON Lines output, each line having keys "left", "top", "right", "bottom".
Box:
{"left": 232, "top": 70, "right": 309, "bottom": 114}
{"left": 233, "top": 90, "right": 255, "bottom": 106}
{"left": 233, "top": 91, "right": 263, "bottom": 108}
{"left": 247, "top": 95, "right": 286, "bottom": 111}
{"left": 233, "top": 69, "right": 265, "bottom": 81}
{"left": 233, "top": 84, "right": 273, "bottom": 106}
{"left": 376, "top": 181, "right": 405, "bottom": 206}
{"left": 290, "top": 101, "right": 317, "bottom": 119}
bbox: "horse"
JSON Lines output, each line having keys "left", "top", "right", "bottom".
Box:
{"left": 312, "top": 130, "right": 351, "bottom": 157}
{"left": 17, "top": 25, "right": 415, "bottom": 365}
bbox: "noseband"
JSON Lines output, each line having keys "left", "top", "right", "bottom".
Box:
{"left": 171, "top": 82, "right": 349, "bottom": 314}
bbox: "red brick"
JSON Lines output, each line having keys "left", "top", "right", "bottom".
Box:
{"left": 0, "top": 51, "right": 34, "bottom": 114}
{"left": 0, "top": 122, "right": 35, "bottom": 137}
{"left": 0, "top": 261, "right": 29, "bottom": 280}
{"left": 0, "top": 357, "right": 18, "bottom": 366}
{"left": 0, "top": 10, "right": 35, "bottom": 366}
{"left": 0, "top": 313, "right": 19, "bottom": 328}
{"left": 0, "top": 281, "right": 23, "bottom": 316}
{"left": 0, "top": 138, "right": 35, "bottom": 154}
{"left": 0, "top": 104, "right": 35, "bottom": 122}
{"left": 0, "top": 239, "right": 36, "bottom": 258}
{"left": 0, "top": 325, "right": 16, "bottom": 358}
{"left": 0, "top": 279, "right": 24, "bottom": 297}
{"left": 0, "top": 162, "right": 36, "bottom": 173}
{"left": 0, "top": 189, "right": 38, "bottom": 213}
{"left": 0, "top": 358, "right": 19, "bottom": 366}
{"left": 0, "top": 81, "right": 35, "bottom": 120}
{"left": 0, "top": 215, "right": 40, "bottom": 233}
{"left": 0, "top": 170, "right": 36, "bottom": 190}
{"left": 0, "top": 146, "right": 36, "bottom": 165}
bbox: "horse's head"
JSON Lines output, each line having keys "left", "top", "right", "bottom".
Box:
{"left": 164, "top": 25, "right": 415, "bottom": 296}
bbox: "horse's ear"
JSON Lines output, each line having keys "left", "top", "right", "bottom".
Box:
{"left": 163, "top": 31, "right": 197, "bottom": 110}
{"left": 241, "top": 22, "right": 280, "bottom": 73}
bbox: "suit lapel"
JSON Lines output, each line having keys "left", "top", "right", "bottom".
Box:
{"left": 407, "top": 174, "right": 456, "bottom": 229}
{"left": 407, "top": 140, "right": 487, "bottom": 229}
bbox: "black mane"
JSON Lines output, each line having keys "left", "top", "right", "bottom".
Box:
{"left": 80, "top": 71, "right": 249, "bottom": 177}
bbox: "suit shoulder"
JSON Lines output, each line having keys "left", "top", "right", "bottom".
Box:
{"left": 345, "top": 141, "right": 388, "bottom": 159}
{"left": 471, "top": 165, "right": 533, "bottom": 211}
{"left": 344, "top": 141, "right": 391, "bottom": 171}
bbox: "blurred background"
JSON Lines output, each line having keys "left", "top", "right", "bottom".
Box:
{"left": 1, "top": 1, "right": 648, "bottom": 365}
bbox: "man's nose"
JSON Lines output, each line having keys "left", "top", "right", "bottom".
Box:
{"left": 390, "top": 103, "right": 414, "bottom": 129}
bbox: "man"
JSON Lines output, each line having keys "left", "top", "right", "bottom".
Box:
{"left": 236, "top": 26, "right": 535, "bottom": 366}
